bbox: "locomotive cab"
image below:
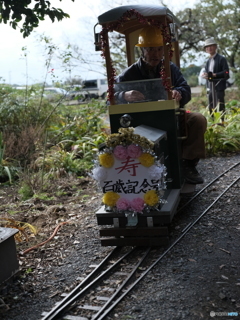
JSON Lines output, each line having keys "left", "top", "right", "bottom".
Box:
{"left": 93, "top": 5, "right": 193, "bottom": 246}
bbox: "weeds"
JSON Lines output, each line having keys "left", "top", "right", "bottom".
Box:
{"left": 0, "top": 132, "right": 19, "bottom": 183}
{"left": 0, "top": 218, "right": 37, "bottom": 243}
{"left": 187, "top": 88, "right": 240, "bottom": 156}
{"left": 0, "top": 82, "right": 239, "bottom": 196}
{"left": 18, "top": 168, "right": 55, "bottom": 200}
{"left": 0, "top": 84, "right": 107, "bottom": 191}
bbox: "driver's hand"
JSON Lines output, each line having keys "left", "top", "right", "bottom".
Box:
{"left": 124, "top": 90, "right": 145, "bottom": 102}
{"left": 172, "top": 90, "right": 182, "bottom": 102}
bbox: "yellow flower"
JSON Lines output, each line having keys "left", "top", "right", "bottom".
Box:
{"left": 102, "top": 191, "right": 120, "bottom": 207}
{"left": 139, "top": 153, "right": 154, "bottom": 167}
{"left": 99, "top": 153, "right": 114, "bottom": 168}
{"left": 144, "top": 190, "right": 159, "bottom": 206}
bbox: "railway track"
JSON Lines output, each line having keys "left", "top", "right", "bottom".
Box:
{"left": 41, "top": 161, "right": 240, "bottom": 320}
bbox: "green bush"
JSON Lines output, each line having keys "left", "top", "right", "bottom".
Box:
{"left": 0, "top": 82, "right": 108, "bottom": 190}
{"left": 187, "top": 88, "right": 240, "bottom": 156}
{"left": 47, "top": 100, "right": 107, "bottom": 146}
{"left": 1, "top": 78, "right": 239, "bottom": 196}
{"left": 0, "top": 132, "right": 19, "bottom": 183}
{"left": 186, "top": 74, "right": 198, "bottom": 87}
{"left": 0, "top": 85, "right": 64, "bottom": 166}
{"left": 37, "top": 100, "right": 108, "bottom": 178}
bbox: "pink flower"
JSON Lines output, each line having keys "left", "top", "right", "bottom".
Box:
{"left": 116, "top": 198, "right": 130, "bottom": 211}
{"left": 130, "top": 198, "right": 145, "bottom": 213}
{"left": 113, "top": 145, "right": 128, "bottom": 160}
{"left": 127, "top": 144, "right": 142, "bottom": 158}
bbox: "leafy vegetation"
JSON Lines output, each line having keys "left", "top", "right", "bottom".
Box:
{"left": 0, "top": 81, "right": 239, "bottom": 194}
{"left": 182, "top": 65, "right": 201, "bottom": 87}
{"left": 0, "top": 218, "right": 37, "bottom": 242}
{"left": 0, "top": 81, "right": 108, "bottom": 197}
{"left": 186, "top": 88, "right": 240, "bottom": 156}
{"left": 175, "top": 0, "right": 240, "bottom": 69}
{"left": 0, "top": 0, "right": 74, "bottom": 37}
{"left": 1, "top": 84, "right": 239, "bottom": 200}
{"left": 0, "top": 29, "right": 109, "bottom": 199}
{"left": 0, "top": 0, "right": 239, "bottom": 199}
{"left": 0, "top": 132, "right": 19, "bottom": 183}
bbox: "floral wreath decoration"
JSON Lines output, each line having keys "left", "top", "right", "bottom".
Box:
{"left": 91, "top": 127, "right": 167, "bottom": 215}
{"left": 98, "top": 9, "right": 174, "bottom": 101}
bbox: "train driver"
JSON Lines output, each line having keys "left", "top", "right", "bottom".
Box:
{"left": 114, "top": 26, "right": 207, "bottom": 184}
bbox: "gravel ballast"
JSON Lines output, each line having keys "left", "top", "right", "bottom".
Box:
{"left": 0, "top": 153, "right": 239, "bottom": 320}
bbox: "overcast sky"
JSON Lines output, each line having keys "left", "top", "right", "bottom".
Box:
{"left": 1, "top": 0, "right": 200, "bottom": 85}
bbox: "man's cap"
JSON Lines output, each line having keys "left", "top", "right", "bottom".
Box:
{"left": 204, "top": 38, "right": 217, "bottom": 49}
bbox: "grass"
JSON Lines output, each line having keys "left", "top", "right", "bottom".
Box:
{"left": 187, "top": 87, "right": 240, "bottom": 156}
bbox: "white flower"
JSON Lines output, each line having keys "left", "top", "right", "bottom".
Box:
{"left": 92, "top": 166, "right": 108, "bottom": 182}
{"left": 148, "top": 165, "right": 164, "bottom": 180}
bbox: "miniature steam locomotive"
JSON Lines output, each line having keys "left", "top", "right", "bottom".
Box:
{"left": 92, "top": 5, "right": 194, "bottom": 246}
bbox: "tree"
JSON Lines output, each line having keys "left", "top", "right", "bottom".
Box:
{"left": 177, "top": 8, "right": 206, "bottom": 63}
{"left": 0, "top": 0, "right": 74, "bottom": 37}
{"left": 177, "top": 0, "right": 240, "bottom": 68}
{"left": 181, "top": 64, "right": 201, "bottom": 87}
{"left": 108, "top": 31, "right": 128, "bottom": 75}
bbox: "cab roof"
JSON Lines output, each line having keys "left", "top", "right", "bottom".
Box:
{"left": 97, "top": 5, "right": 180, "bottom": 27}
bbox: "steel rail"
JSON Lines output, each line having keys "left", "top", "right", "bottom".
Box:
{"left": 42, "top": 246, "right": 134, "bottom": 320}
{"left": 42, "top": 166, "right": 240, "bottom": 320}
{"left": 177, "top": 161, "right": 240, "bottom": 213}
{"left": 92, "top": 246, "right": 152, "bottom": 320}
{"left": 96, "top": 175, "right": 240, "bottom": 320}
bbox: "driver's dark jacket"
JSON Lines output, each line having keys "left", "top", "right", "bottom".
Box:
{"left": 114, "top": 58, "right": 191, "bottom": 108}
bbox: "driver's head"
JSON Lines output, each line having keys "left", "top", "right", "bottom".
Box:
{"left": 135, "top": 26, "right": 164, "bottom": 67}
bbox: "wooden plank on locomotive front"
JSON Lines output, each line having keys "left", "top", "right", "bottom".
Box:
{"left": 99, "top": 226, "right": 169, "bottom": 237}
{"left": 96, "top": 206, "right": 123, "bottom": 217}
{"left": 97, "top": 214, "right": 172, "bottom": 227}
{"left": 96, "top": 216, "right": 128, "bottom": 227}
{"left": 100, "top": 236, "right": 169, "bottom": 246}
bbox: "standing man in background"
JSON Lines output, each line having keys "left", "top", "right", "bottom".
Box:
{"left": 202, "top": 38, "right": 229, "bottom": 123}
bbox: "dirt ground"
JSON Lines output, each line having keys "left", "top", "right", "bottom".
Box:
{"left": 0, "top": 153, "right": 239, "bottom": 320}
